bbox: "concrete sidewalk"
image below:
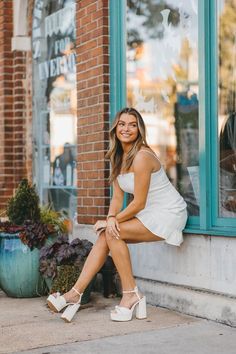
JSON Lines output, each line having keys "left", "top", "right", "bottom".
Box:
{"left": 0, "top": 290, "right": 235, "bottom": 354}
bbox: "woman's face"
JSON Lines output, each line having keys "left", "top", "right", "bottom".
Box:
{"left": 116, "top": 113, "right": 139, "bottom": 145}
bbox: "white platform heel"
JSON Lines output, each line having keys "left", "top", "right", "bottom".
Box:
{"left": 61, "top": 287, "right": 83, "bottom": 323}
{"left": 110, "top": 286, "right": 147, "bottom": 322}
{"left": 47, "top": 292, "right": 67, "bottom": 313}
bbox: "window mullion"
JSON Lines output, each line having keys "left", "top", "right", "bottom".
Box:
{"left": 199, "top": 0, "right": 211, "bottom": 230}
{"left": 109, "top": 0, "right": 127, "bottom": 119}
{"left": 210, "top": 0, "right": 219, "bottom": 227}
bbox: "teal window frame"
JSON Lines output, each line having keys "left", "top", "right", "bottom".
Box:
{"left": 109, "top": 0, "right": 236, "bottom": 236}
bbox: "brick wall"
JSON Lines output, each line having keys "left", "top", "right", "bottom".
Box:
{"left": 76, "top": 0, "right": 110, "bottom": 224}
{"left": 0, "top": 0, "right": 111, "bottom": 222}
{"left": 13, "top": 49, "right": 28, "bottom": 182}
{"left": 0, "top": 0, "right": 28, "bottom": 211}
{"left": 0, "top": 0, "right": 14, "bottom": 208}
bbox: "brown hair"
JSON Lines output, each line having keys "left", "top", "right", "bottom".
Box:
{"left": 106, "top": 107, "right": 149, "bottom": 183}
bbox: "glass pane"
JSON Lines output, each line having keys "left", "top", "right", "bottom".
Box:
{"left": 126, "top": 0, "right": 199, "bottom": 216}
{"left": 218, "top": 0, "right": 236, "bottom": 218}
{"left": 32, "top": 0, "right": 77, "bottom": 218}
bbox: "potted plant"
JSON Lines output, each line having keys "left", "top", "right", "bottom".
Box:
{"left": 39, "top": 234, "right": 95, "bottom": 305}
{"left": 0, "top": 179, "right": 67, "bottom": 298}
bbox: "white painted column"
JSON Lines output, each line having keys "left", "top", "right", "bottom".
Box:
{"left": 12, "top": 0, "right": 31, "bottom": 51}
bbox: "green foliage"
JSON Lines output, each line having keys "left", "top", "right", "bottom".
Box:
{"left": 40, "top": 205, "right": 68, "bottom": 234}
{"left": 6, "top": 179, "right": 41, "bottom": 225}
{"left": 51, "top": 265, "right": 82, "bottom": 294}
{"left": 19, "top": 220, "right": 53, "bottom": 251}
{"left": 50, "top": 265, "right": 96, "bottom": 305}
{"left": 39, "top": 234, "right": 93, "bottom": 279}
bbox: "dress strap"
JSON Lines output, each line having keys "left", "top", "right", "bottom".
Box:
{"left": 139, "top": 149, "right": 160, "bottom": 162}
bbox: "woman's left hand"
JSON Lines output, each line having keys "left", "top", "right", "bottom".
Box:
{"left": 106, "top": 217, "right": 120, "bottom": 239}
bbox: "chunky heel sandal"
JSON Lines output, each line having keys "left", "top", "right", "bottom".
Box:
{"left": 135, "top": 295, "right": 147, "bottom": 319}
{"left": 61, "top": 287, "right": 83, "bottom": 323}
{"left": 47, "top": 292, "right": 67, "bottom": 313}
{"left": 110, "top": 285, "right": 147, "bottom": 322}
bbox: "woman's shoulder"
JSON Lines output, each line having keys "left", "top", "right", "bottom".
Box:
{"left": 133, "top": 147, "right": 161, "bottom": 171}
{"left": 135, "top": 147, "right": 158, "bottom": 160}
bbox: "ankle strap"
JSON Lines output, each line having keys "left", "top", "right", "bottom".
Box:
{"left": 72, "top": 287, "right": 83, "bottom": 297}
{"left": 122, "top": 286, "right": 140, "bottom": 300}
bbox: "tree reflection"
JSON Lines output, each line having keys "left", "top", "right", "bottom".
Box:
{"left": 127, "top": 0, "right": 181, "bottom": 44}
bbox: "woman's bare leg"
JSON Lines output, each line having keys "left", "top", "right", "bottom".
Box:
{"left": 105, "top": 217, "right": 163, "bottom": 308}
{"left": 64, "top": 232, "right": 109, "bottom": 302}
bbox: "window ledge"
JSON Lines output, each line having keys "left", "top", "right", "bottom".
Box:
{"left": 184, "top": 227, "right": 236, "bottom": 237}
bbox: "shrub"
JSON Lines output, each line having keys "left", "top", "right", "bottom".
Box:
{"left": 7, "top": 179, "right": 40, "bottom": 225}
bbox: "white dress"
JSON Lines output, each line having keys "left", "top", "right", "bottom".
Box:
{"left": 117, "top": 151, "right": 188, "bottom": 246}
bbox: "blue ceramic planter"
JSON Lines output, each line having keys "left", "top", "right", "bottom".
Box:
{"left": 0, "top": 232, "right": 45, "bottom": 298}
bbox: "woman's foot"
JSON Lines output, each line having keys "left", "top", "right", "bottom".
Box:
{"left": 117, "top": 289, "right": 143, "bottom": 309}
{"left": 63, "top": 288, "right": 82, "bottom": 304}
{"left": 48, "top": 287, "right": 82, "bottom": 312}
{"left": 50, "top": 286, "right": 82, "bottom": 303}
{"left": 61, "top": 287, "right": 84, "bottom": 323}
{"left": 110, "top": 286, "right": 147, "bottom": 321}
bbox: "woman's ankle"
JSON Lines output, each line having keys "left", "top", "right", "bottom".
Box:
{"left": 64, "top": 288, "right": 81, "bottom": 303}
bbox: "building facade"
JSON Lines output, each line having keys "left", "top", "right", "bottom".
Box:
{"left": 0, "top": 0, "right": 236, "bottom": 326}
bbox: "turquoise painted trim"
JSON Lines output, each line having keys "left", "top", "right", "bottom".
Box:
{"left": 109, "top": 0, "right": 127, "bottom": 120}
{"left": 197, "top": 0, "right": 236, "bottom": 234}
{"left": 109, "top": 0, "right": 128, "bottom": 208}
{"left": 186, "top": 216, "right": 199, "bottom": 228}
{"left": 184, "top": 227, "right": 236, "bottom": 237}
{"left": 210, "top": 0, "right": 219, "bottom": 226}
{"left": 198, "top": 0, "right": 210, "bottom": 230}
{"left": 210, "top": 0, "right": 236, "bottom": 228}
{"left": 215, "top": 217, "right": 236, "bottom": 227}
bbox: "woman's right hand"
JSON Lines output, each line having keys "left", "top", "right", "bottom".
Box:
{"left": 93, "top": 220, "right": 107, "bottom": 233}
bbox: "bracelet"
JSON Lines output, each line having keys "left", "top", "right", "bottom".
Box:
{"left": 107, "top": 214, "right": 116, "bottom": 220}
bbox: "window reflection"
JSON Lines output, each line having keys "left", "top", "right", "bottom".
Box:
{"left": 32, "top": 0, "right": 77, "bottom": 218}
{"left": 127, "top": 0, "right": 199, "bottom": 216}
{"left": 218, "top": 0, "right": 236, "bottom": 218}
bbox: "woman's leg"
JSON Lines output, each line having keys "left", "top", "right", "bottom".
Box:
{"left": 105, "top": 217, "right": 163, "bottom": 308}
{"left": 64, "top": 232, "right": 109, "bottom": 302}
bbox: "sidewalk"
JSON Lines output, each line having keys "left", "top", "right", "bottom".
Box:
{"left": 0, "top": 290, "right": 235, "bottom": 354}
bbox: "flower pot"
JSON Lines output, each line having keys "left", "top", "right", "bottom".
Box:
{"left": 0, "top": 232, "right": 46, "bottom": 298}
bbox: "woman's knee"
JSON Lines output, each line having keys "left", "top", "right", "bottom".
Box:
{"left": 105, "top": 227, "right": 116, "bottom": 243}
{"left": 95, "top": 231, "right": 109, "bottom": 250}
{"left": 105, "top": 226, "right": 127, "bottom": 243}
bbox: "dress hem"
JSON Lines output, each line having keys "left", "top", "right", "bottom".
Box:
{"left": 135, "top": 216, "right": 184, "bottom": 247}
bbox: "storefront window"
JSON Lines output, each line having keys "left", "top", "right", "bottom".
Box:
{"left": 126, "top": 0, "right": 199, "bottom": 216}
{"left": 218, "top": 0, "right": 236, "bottom": 218}
{"left": 32, "top": 0, "right": 77, "bottom": 218}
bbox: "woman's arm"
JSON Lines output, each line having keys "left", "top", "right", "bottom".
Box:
{"left": 93, "top": 179, "right": 124, "bottom": 235}
{"left": 107, "top": 179, "right": 125, "bottom": 217}
{"left": 116, "top": 152, "right": 157, "bottom": 223}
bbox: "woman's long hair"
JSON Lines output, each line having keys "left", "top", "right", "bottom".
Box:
{"left": 106, "top": 107, "right": 149, "bottom": 183}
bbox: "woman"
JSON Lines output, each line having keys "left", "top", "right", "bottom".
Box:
{"left": 47, "top": 107, "right": 188, "bottom": 323}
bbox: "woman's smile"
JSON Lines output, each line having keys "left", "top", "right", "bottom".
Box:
{"left": 121, "top": 133, "right": 132, "bottom": 138}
